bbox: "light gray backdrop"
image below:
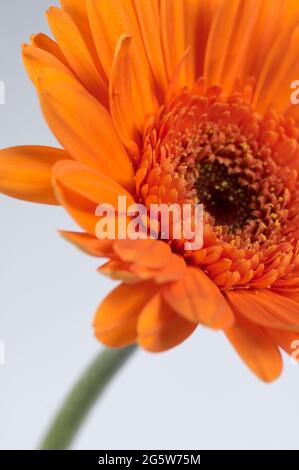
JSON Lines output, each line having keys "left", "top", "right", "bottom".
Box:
{"left": 0, "top": 0, "right": 298, "bottom": 450}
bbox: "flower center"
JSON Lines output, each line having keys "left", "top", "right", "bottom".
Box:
{"left": 195, "top": 157, "right": 255, "bottom": 230}
{"left": 134, "top": 80, "right": 299, "bottom": 290}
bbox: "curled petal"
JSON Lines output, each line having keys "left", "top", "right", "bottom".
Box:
{"left": 87, "top": 0, "right": 158, "bottom": 128}
{"left": 30, "top": 33, "right": 68, "bottom": 66}
{"left": 109, "top": 34, "right": 140, "bottom": 147}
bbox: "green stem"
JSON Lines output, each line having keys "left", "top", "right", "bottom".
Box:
{"left": 39, "top": 345, "right": 137, "bottom": 450}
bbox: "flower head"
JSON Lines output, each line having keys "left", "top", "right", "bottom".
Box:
{"left": 1, "top": 0, "right": 299, "bottom": 381}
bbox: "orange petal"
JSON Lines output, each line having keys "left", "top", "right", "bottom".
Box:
{"left": 0, "top": 146, "right": 67, "bottom": 205}
{"left": 53, "top": 160, "right": 135, "bottom": 234}
{"left": 86, "top": 0, "right": 143, "bottom": 75}
{"left": 227, "top": 289, "right": 299, "bottom": 331}
{"left": 30, "top": 33, "right": 68, "bottom": 66}
{"left": 204, "top": 0, "right": 261, "bottom": 92}
{"left": 86, "top": 0, "right": 158, "bottom": 129}
{"left": 98, "top": 260, "right": 138, "bottom": 283}
{"left": 225, "top": 316, "right": 282, "bottom": 382}
{"left": 60, "top": 0, "right": 107, "bottom": 81}
{"left": 133, "top": 0, "right": 167, "bottom": 98}
{"left": 160, "top": 0, "right": 186, "bottom": 86}
{"left": 165, "top": 47, "right": 191, "bottom": 103}
{"left": 138, "top": 293, "right": 197, "bottom": 352}
{"left": 60, "top": 231, "right": 114, "bottom": 257}
{"left": 188, "top": 0, "right": 222, "bottom": 81}
{"left": 162, "top": 267, "right": 235, "bottom": 329}
{"left": 266, "top": 328, "right": 299, "bottom": 357}
{"left": 161, "top": 0, "right": 221, "bottom": 88}
{"left": 254, "top": 19, "right": 299, "bottom": 114}
{"left": 109, "top": 34, "right": 140, "bottom": 147}
{"left": 35, "top": 67, "right": 134, "bottom": 191}
{"left": 47, "top": 6, "right": 108, "bottom": 107}
{"left": 94, "top": 281, "right": 156, "bottom": 347}
{"left": 131, "top": 252, "right": 187, "bottom": 284}
{"left": 104, "top": 239, "right": 186, "bottom": 283}
{"left": 113, "top": 239, "right": 172, "bottom": 269}
{"left": 282, "top": 1, "right": 299, "bottom": 25}
{"left": 239, "top": 0, "right": 299, "bottom": 85}
{"left": 113, "top": 239, "right": 187, "bottom": 283}
{"left": 22, "top": 43, "right": 70, "bottom": 86}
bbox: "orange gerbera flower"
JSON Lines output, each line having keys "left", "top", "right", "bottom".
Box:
{"left": 1, "top": 0, "right": 299, "bottom": 382}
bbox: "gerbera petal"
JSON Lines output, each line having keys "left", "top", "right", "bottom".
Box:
{"left": 60, "top": 0, "right": 107, "bottom": 80}
{"left": 47, "top": 6, "right": 108, "bottom": 106}
{"left": 30, "top": 33, "right": 68, "bottom": 66}
{"left": 86, "top": 0, "right": 158, "bottom": 128}
{"left": 0, "top": 146, "right": 67, "bottom": 205}
{"left": 161, "top": 0, "right": 221, "bottom": 88}
{"left": 162, "top": 267, "right": 235, "bottom": 329}
{"left": 109, "top": 34, "right": 140, "bottom": 147}
{"left": 22, "top": 44, "right": 70, "bottom": 86}
{"left": 113, "top": 239, "right": 172, "bottom": 269}
{"left": 254, "top": 20, "right": 299, "bottom": 114}
{"left": 239, "top": 0, "right": 299, "bottom": 85}
{"left": 189, "top": 0, "right": 222, "bottom": 80}
{"left": 266, "top": 328, "right": 299, "bottom": 357}
{"left": 225, "top": 316, "right": 282, "bottom": 382}
{"left": 204, "top": 0, "right": 261, "bottom": 92}
{"left": 226, "top": 289, "right": 299, "bottom": 331}
{"left": 98, "top": 260, "right": 138, "bottom": 283}
{"left": 132, "top": 0, "right": 167, "bottom": 98}
{"left": 86, "top": 0, "right": 142, "bottom": 76}
{"left": 60, "top": 231, "right": 114, "bottom": 257}
{"left": 165, "top": 47, "right": 191, "bottom": 103}
{"left": 138, "top": 293, "right": 197, "bottom": 352}
{"left": 255, "top": 291, "right": 299, "bottom": 330}
{"left": 160, "top": 0, "right": 186, "bottom": 85}
{"left": 112, "top": 239, "right": 187, "bottom": 283}
{"left": 94, "top": 237, "right": 186, "bottom": 283}
{"left": 53, "top": 160, "right": 135, "bottom": 233}
{"left": 131, "top": 252, "right": 187, "bottom": 284}
{"left": 94, "top": 281, "right": 156, "bottom": 347}
{"left": 35, "top": 67, "right": 134, "bottom": 190}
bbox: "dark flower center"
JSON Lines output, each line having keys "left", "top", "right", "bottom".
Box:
{"left": 195, "top": 157, "right": 256, "bottom": 231}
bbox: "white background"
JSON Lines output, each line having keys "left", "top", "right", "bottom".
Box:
{"left": 0, "top": 1, "right": 298, "bottom": 450}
